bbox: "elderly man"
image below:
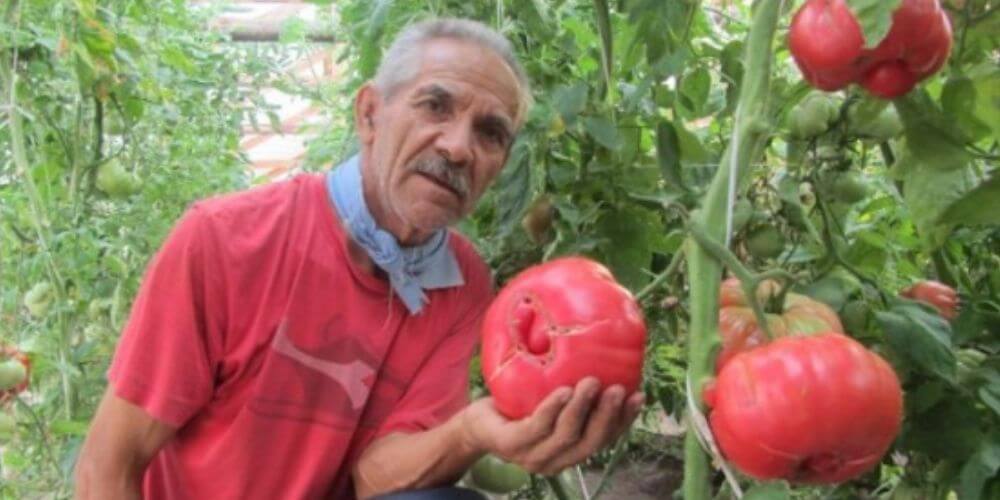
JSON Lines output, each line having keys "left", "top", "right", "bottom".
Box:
{"left": 74, "top": 18, "right": 644, "bottom": 500}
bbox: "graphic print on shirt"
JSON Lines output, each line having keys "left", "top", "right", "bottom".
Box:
{"left": 247, "top": 317, "right": 412, "bottom": 431}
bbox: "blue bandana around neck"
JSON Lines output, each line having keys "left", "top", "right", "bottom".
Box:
{"left": 326, "top": 154, "right": 464, "bottom": 314}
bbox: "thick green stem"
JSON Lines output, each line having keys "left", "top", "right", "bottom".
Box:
{"left": 682, "top": 2, "right": 783, "bottom": 499}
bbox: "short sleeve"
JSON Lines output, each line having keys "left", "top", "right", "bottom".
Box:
{"left": 107, "top": 206, "right": 223, "bottom": 428}
{"left": 375, "top": 258, "right": 494, "bottom": 437}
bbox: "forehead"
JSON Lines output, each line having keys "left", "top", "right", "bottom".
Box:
{"left": 406, "top": 38, "right": 520, "bottom": 119}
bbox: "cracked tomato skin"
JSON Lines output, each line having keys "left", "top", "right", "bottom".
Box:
{"left": 704, "top": 333, "right": 903, "bottom": 484}
{"left": 789, "top": 0, "right": 952, "bottom": 98}
{"left": 481, "top": 257, "right": 647, "bottom": 419}
{"left": 717, "top": 278, "right": 843, "bottom": 371}
{"left": 901, "top": 280, "right": 959, "bottom": 320}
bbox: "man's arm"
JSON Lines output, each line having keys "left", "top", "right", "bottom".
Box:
{"left": 74, "top": 387, "right": 176, "bottom": 500}
{"left": 352, "top": 377, "right": 644, "bottom": 498}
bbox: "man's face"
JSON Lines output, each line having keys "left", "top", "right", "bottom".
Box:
{"left": 357, "top": 38, "right": 521, "bottom": 245}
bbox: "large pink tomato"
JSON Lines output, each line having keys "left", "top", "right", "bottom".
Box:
{"left": 481, "top": 257, "right": 647, "bottom": 419}
{"left": 704, "top": 333, "right": 903, "bottom": 484}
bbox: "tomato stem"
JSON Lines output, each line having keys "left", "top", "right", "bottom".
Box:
{"left": 682, "top": 1, "right": 784, "bottom": 499}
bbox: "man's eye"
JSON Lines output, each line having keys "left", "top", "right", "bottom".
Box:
{"left": 423, "top": 99, "right": 445, "bottom": 114}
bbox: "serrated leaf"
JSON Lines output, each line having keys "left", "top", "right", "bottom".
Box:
{"left": 846, "top": 0, "right": 903, "bottom": 48}
{"left": 743, "top": 481, "right": 791, "bottom": 500}
{"left": 940, "top": 176, "right": 1000, "bottom": 227}
{"left": 583, "top": 116, "right": 622, "bottom": 150}
{"left": 876, "top": 300, "right": 956, "bottom": 381}
{"left": 680, "top": 67, "right": 711, "bottom": 116}
{"left": 595, "top": 206, "right": 659, "bottom": 290}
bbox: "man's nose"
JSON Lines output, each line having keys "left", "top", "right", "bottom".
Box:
{"left": 435, "top": 121, "right": 474, "bottom": 167}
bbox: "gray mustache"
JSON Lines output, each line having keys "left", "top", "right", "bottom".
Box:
{"left": 411, "top": 156, "right": 470, "bottom": 198}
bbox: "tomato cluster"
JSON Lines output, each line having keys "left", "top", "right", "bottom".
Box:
{"left": 901, "top": 280, "right": 960, "bottom": 320}
{"left": 717, "top": 278, "right": 843, "bottom": 370}
{"left": 789, "top": 0, "right": 952, "bottom": 98}
{"left": 480, "top": 257, "right": 647, "bottom": 419}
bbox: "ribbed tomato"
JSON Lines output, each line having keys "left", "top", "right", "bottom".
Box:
{"left": 717, "top": 278, "right": 843, "bottom": 370}
{"left": 900, "top": 280, "right": 959, "bottom": 320}
{"left": 704, "top": 333, "right": 903, "bottom": 484}
{"left": 789, "top": 0, "right": 952, "bottom": 99}
{"left": 480, "top": 257, "right": 647, "bottom": 419}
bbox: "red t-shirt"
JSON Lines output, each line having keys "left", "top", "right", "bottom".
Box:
{"left": 108, "top": 174, "right": 493, "bottom": 499}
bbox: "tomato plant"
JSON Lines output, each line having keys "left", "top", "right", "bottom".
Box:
{"left": 0, "top": 346, "right": 30, "bottom": 403}
{"left": 704, "top": 333, "right": 903, "bottom": 484}
{"left": 480, "top": 257, "right": 646, "bottom": 419}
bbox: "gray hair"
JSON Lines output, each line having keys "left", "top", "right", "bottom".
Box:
{"left": 373, "top": 18, "right": 533, "bottom": 128}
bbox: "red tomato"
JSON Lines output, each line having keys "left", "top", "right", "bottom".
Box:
{"left": 900, "top": 280, "right": 959, "bottom": 320}
{"left": 717, "top": 278, "right": 843, "bottom": 371}
{"left": 789, "top": 0, "right": 952, "bottom": 99}
{"left": 480, "top": 257, "right": 647, "bottom": 419}
{"left": 704, "top": 333, "right": 903, "bottom": 484}
{"left": 0, "top": 345, "right": 31, "bottom": 404}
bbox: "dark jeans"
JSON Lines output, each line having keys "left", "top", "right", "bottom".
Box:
{"left": 371, "top": 486, "right": 487, "bottom": 500}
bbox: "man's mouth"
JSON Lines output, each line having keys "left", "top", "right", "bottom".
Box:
{"left": 417, "top": 171, "right": 464, "bottom": 200}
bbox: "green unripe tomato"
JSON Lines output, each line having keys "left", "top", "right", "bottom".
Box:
{"left": 23, "top": 281, "right": 54, "bottom": 318}
{"left": 96, "top": 159, "right": 142, "bottom": 198}
{"left": 468, "top": 455, "right": 530, "bottom": 494}
{"left": 746, "top": 226, "right": 785, "bottom": 259}
{"left": 0, "top": 361, "right": 27, "bottom": 392}
{"left": 848, "top": 104, "right": 903, "bottom": 140}
{"left": 787, "top": 92, "right": 840, "bottom": 139}
{"left": 830, "top": 172, "right": 870, "bottom": 204}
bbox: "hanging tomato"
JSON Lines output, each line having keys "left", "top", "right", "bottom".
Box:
{"left": 704, "top": 333, "right": 903, "bottom": 483}
{"left": 480, "top": 257, "right": 647, "bottom": 419}
{"left": 900, "top": 280, "right": 959, "bottom": 320}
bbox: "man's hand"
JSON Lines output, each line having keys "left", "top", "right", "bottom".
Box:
{"left": 459, "top": 377, "right": 644, "bottom": 476}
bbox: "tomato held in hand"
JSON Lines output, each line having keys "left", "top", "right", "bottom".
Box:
{"left": 704, "top": 333, "right": 903, "bottom": 484}
{"left": 717, "top": 278, "right": 843, "bottom": 370}
{"left": 900, "top": 280, "right": 959, "bottom": 320}
{"left": 789, "top": 0, "right": 952, "bottom": 99}
{"left": 481, "top": 257, "right": 647, "bottom": 419}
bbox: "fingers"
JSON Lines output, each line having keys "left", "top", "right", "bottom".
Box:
{"left": 539, "top": 389, "right": 646, "bottom": 475}
{"left": 502, "top": 386, "right": 573, "bottom": 453}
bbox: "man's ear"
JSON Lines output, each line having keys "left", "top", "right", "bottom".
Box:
{"left": 354, "top": 83, "right": 381, "bottom": 146}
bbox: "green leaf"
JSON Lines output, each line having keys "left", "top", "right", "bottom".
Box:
{"left": 893, "top": 92, "right": 976, "bottom": 248}
{"left": 50, "top": 419, "right": 90, "bottom": 436}
{"left": 971, "top": 68, "right": 1000, "bottom": 141}
{"left": 845, "top": 0, "right": 903, "bottom": 48}
{"left": 655, "top": 121, "right": 684, "bottom": 189}
{"left": 875, "top": 300, "right": 956, "bottom": 381}
{"left": 551, "top": 83, "right": 589, "bottom": 123}
{"left": 958, "top": 442, "right": 1000, "bottom": 500}
{"left": 583, "top": 116, "right": 622, "bottom": 150}
{"left": 743, "top": 481, "right": 791, "bottom": 500}
{"left": 595, "top": 206, "right": 660, "bottom": 290}
{"left": 680, "top": 66, "right": 711, "bottom": 117}
{"left": 495, "top": 138, "right": 533, "bottom": 237}
{"left": 939, "top": 176, "right": 1000, "bottom": 227}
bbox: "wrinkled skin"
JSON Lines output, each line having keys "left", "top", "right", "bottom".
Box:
{"left": 481, "top": 257, "right": 647, "bottom": 419}
{"left": 704, "top": 333, "right": 903, "bottom": 484}
{"left": 717, "top": 278, "right": 843, "bottom": 370}
{"left": 901, "top": 280, "right": 959, "bottom": 320}
{"left": 789, "top": 0, "right": 952, "bottom": 98}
